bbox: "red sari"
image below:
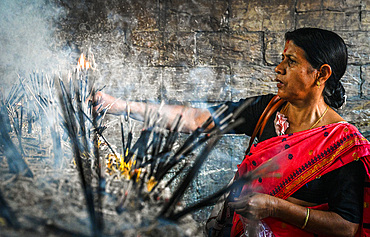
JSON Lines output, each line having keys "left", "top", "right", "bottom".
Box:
{"left": 231, "top": 122, "right": 370, "bottom": 237}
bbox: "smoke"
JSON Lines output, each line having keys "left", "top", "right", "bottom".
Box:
{"left": 0, "top": 0, "right": 70, "bottom": 93}
{"left": 0, "top": 0, "right": 233, "bottom": 104}
{"left": 0, "top": 0, "right": 251, "bottom": 229}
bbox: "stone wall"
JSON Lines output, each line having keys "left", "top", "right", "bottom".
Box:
{"left": 59, "top": 0, "right": 370, "bottom": 123}
{"left": 56, "top": 0, "right": 370, "bottom": 223}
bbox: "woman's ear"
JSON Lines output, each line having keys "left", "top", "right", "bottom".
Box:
{"left": 317, "top": 64, "right": 332, "bottom": 84}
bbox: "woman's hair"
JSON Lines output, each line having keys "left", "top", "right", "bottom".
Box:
{"left": 285, "top": 28, "right": 348, "bottom": 109}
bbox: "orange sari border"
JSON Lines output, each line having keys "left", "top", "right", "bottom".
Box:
{"left": 273, "top": 133, "right": 368, "bottom": 199}
{"left": 239, "top": 122, "right": 370, "bottom": 199}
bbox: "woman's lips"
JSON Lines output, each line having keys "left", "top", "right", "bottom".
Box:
{"left": 275, "top": 78, "right": 284, "bottom": 88}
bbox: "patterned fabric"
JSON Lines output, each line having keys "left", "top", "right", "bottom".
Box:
{"left": 274, "top": 112, "right": 289, "bottom": 136}
{"left": 230, "top": 122, "right": 370, "bottom": 237}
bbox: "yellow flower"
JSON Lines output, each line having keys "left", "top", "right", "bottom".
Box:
{"left": 147, "top": 176, "right": 158, "bottom": 192}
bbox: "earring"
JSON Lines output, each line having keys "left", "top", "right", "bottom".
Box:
{"left": 316, "top": 81, "right": 321, "bottom": 88}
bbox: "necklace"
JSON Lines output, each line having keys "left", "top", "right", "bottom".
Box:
{"left": 309, "top": 105, "right": 329, "bottom": 129}
{"left": 280, "top": 103, "right": 329, "bottom": 130}
{"left": 280, "top": 103, "right": 289, "bottom": 115}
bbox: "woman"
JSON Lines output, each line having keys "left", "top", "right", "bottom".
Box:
{"left": 93, "top": 28, "right": 370, "bottom": 236}
{"left": 217, "top": 28, "right": 370, "bottom": 237}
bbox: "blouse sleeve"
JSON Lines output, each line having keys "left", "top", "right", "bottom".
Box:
{"left": 327, "top": 161, "right": 365, "bottom": 223}
{"left": 291, "top": 161, "right": 365, "bottom": 223}
{"left": 207, "top": 94, "right": 275, "bottom": 136}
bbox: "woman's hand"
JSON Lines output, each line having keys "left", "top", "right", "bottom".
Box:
{"left": 228, "top": 193, "right": 277, "bottom": 220}
{"left": 229, "top": 193, "right": 359, "bottom": 237}
{"left": 91, "top": 91, "right": 125, "bottom": 115}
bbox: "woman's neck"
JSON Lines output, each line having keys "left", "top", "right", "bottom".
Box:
{"left": 284, "top": 98, "right": 329, "bottom": 133}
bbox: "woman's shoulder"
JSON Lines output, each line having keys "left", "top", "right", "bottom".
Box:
{"left": 323, "top": 107, "right": 346, "bottom": 126}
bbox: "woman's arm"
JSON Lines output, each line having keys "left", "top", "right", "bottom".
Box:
{"left": 92, "top": 91, "right": 213, "bottom": 133}
{"left": 228, "top": 193, "right": 358, "bottom": 237}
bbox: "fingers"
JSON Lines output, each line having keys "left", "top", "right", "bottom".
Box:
{"left": 228, "top": 194, "right": 254, "bottom": 215}
{"left": 228, "top": 193, "right": 272, "bottom": 220}
{"left": 92, "top": 95, "right": 103, "bottom": 107}
{"left": 229, "top": 199, "right": 255, "bottom": 220}
{"left": 93, "top": 92, "right": 117, "bottom": 107}
{"left": 228, "top": 192, "right": 256, "bottom": 208}
{"left": 92, "top": 91, "right": 104, "bottom": 104}
{"left": 91, "top": 91, "right": 109, "bottom": 113}
{"left": 228, "top": 197, "right": 247, "bottom": 210}
{"left": 91, "top": 92, "right": 125, "bottom": 115}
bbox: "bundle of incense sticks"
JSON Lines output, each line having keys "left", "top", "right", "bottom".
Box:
{"left": 110, "top": 96, "right": 270, "bottom": 222}
{"left": 0, "top": 53, "right": 279, "bottom": 236}
{"left": 57, "top": 76, "right": 103, "bottom": 237}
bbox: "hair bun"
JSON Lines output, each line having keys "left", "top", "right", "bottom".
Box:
{"left": 324, "top": 79, "right": 346, "bottom": 109}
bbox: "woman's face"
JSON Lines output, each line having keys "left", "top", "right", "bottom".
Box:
{"left": 275, "top": 40, "right": 318, "bottom": 102}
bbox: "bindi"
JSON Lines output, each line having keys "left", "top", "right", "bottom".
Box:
{"left": 283, "top": 40, "right": 290, "bottom": 53}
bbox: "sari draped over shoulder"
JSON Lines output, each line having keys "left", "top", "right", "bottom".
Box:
{"left": 231, "top": 122, "right": 370, "bottom": 237}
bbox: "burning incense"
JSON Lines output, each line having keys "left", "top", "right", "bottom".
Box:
{"left": 0, "top": 48, "right": 273, "bottom": 237}
{"left": 0, "top": 100, "right": 33, "bottom": 177}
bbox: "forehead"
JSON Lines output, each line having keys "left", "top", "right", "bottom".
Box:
{"left": 283, "top": 40, "right": 306, "bottom": 57}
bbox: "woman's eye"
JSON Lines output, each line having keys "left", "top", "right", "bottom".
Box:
{"left": 287, "top": 58, "right": 295, "bottom": 65}
{"left": 280, "top": 55, "right": 295, "bottom": 66}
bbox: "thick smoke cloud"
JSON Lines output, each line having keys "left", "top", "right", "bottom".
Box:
{"left": 0, "top": 0, "right": 70, "bottom": 93}
{"left": 0, "top": 0, "right": 226, "bottom": 103}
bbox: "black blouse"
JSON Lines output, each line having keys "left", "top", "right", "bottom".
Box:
{"left": 209, "top": 94, "right": 365, "bottom": 223}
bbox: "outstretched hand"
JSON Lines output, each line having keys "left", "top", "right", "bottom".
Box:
{"left": 90, "top": 91, "right": 123, "bottom": 115}
{"left": 228, "top": 193, "right": 277, "bottom": 220}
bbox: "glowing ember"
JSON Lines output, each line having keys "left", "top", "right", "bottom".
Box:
{"left": 105, "top": 152, "right": 158, "bottom": 192}
{"left": 77, "top": 53, "right": 94, "bottom": 70}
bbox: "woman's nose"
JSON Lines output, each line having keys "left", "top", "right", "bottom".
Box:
{"left": 275, "top": 61, "right": 285, "bottom": 75}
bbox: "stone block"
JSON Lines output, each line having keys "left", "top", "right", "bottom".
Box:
{"left": 124, "top": 1, "right": 159, "bottom": 31}
{"left": 337, "top": 67, "right": 369, "bottom": 134}
{"left": 362, "top": 10, "right": 370, "bottom": 31}
{"left": 362, "top": 65, "right": 370, "bottom": 98}
{"left": 160, "top": 32, "right": 196, "bottom": 66}
{"left": 262, "top": 4, "right": 295, "bottom": 32}
{"left": 323, "top": 0, "right": 361, "bottom": 10}
{"left": 297, "top": 0, "right": 361, "bottom": 11}
{"left": 230, "top": 0, "right": 262, "bottom": 31}
{"left": 163, "top": 0, "right": 228, "bottom": 32}
{"left": 296, "top": 10, "right": 360, "bottom": 31}
{"left": 196, "top": 32, "right": 264, "bottom": 66}
{"left": 198, "top": 135, "right": 248, "bottom": 189}
{"left": 102, "top": 66, "right": 162, "bottom": 102}
{"left": 362, "top": 0, "right": 370, "bottom": 10}
{"left": 131, "top": 31, "right": 162, "bottom": 66}
{"left": 338, "top": 99, "right": 370, "bottom": 134}
{"left": 341, "top": 65, "right": 361, "bottom": 98}
{"left": 137, "top": 2, "right": 160, "bottom": 31}
{"left": 341, "top": 31, "right": 370, "bottom": 65}
{"left": 264, "top": 32, "right": 286, "bottom": 65}
{"left": 230, "top": 64, "right": 278, "bottom": 99}
{"left": 183, "top": 134, "right": 249, "bottom": 221}
{"left": 230, "top": 0, "right": 295, "bottom": 32}
{"left": 161, "top": 66, "right": 231, "bottom": 102}
{"left": 296, "top": 0, "right": 322, "bottom": 11}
